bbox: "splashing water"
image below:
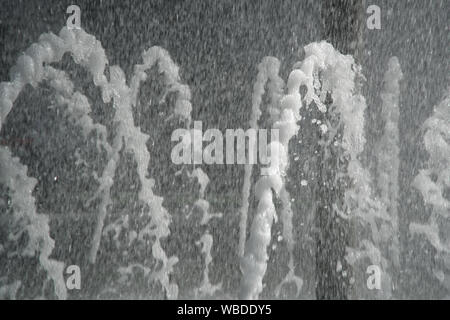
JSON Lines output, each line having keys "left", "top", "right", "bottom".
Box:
{"left": 0, "top": 3, "right": 448, "bottom": 300}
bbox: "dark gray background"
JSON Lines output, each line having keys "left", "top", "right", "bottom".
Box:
{"left": 0, "top": 0, "right": 448, "bottom": 299}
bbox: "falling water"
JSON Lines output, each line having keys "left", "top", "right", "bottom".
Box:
{"left": 0, "top": 0, "right": 448, "bottom": 300}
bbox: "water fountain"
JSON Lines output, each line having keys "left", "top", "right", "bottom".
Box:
{"left": 0, "top": 2, "right": 448, "bottom": 300}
